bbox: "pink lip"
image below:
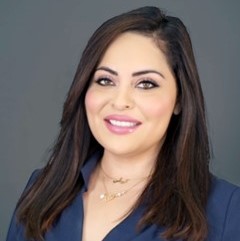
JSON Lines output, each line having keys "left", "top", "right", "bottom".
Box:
{"left": 104, "top": 115, "right": 142, "bottom": 135}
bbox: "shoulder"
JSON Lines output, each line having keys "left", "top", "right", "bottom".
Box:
{"left": 25, "top": 168, "right": 42, "bottom": 187}
{"left": 206, "top": 176, "right": 240, "bottom": 241}
{"left": 6, "top": 169, "right": 42, "bottom": 241}
{"left": 208, "top": 175, "right": 239, "bottom": 207}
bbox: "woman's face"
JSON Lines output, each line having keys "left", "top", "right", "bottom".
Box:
{"left": 85, "top": 32, "right": 179, "bottom": 159}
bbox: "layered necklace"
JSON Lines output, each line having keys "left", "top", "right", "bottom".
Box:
{"left": 99, "top": 164, "right": 150, "bottom": 202}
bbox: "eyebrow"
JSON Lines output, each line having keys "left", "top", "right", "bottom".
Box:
{"left": 95, "top": 66, "right": 165, "bottom": 79}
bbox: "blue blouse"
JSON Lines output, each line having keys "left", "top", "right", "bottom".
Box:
{"left": 6, "top": 153, "right": 240, "bottom": 241}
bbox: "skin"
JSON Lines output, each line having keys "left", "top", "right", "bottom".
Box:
{"left": 82, "top": 32, "right": 179, "bottom": 241}
{"left": 85, "top": 32, "right": 179, "bottom": 177}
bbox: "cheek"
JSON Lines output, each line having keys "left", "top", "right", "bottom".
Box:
{"left": 140, "top": 97, "right": 176, "bottom": 120}
{"left": 85, "top": 89, "right": 100, "bottom": 114}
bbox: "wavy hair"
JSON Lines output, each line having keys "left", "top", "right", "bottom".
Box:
{"left": 16, "top": 6, "right": 210, "bottom": 241}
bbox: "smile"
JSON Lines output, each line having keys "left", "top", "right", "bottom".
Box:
{"left": 104, "top": 115, "right": 141, "bottom": 135}
{"left": 108, "top": 119, "right": 138, "bottom": 127}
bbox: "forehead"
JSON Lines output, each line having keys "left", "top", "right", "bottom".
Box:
{"left": 98, "top": 32, "right": 169, "bottom": 71}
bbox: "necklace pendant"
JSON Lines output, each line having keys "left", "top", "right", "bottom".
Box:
{"left": 99, "top": 193, "right": 115, "bottom": 201}
{"left": 99, "top": 191, "right": 126, "bottom": 202}
{"left": 106, "top": 194, "right": 116, "bottom": 201}
{"left": 113, "top": 177, "right": 129, "bottom": 184}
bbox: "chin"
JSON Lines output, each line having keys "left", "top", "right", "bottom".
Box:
{"left": 102, "top": 145, "right": 139, "bottom": 158}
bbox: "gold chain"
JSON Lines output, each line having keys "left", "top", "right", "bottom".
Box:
{"left": 100, "top": 163, "right": 150, "bottom": 184}
{"left": 99, "top": 167, "right": 148, "bottom": 202}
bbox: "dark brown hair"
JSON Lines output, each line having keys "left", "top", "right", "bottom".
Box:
{"left": 16, "top": 6, "right": 210, "bottom": 241}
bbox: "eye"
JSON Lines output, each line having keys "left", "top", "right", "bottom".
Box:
{"left": 95, "top": 77, "right": 115, "bottom": 86}
{"left": 137, "top": 80, "right": 159, "bottom": 89}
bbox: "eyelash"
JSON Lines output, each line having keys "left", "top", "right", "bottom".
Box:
{"left": 94, "top": 77, "right": 159, "bottom": 89}
{"left": 95, "top": 77, "right": 114, "bottom": 86}
{"left": 136, "top": 79, "right": 159, "bottom": 89}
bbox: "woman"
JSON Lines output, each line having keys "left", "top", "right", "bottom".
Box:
{"left": 7, "top": 6, "right": 240, "bottom": 241}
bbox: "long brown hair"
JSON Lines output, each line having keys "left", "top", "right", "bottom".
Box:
{"left": 16, "top": 6, "right": 210, "bottom": 241}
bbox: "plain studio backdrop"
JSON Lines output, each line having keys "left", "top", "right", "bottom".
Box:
{"left": 1, "top": 0, "right": 240, "bottom": 239}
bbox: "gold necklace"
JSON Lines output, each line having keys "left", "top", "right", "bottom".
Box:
{"left": 99, "top": 164, "right": 150, "bottom": 202}
{"left": 100, "top": 164, "right": 150, "bottom": 184}
{"left": 99, "top": 176, "right": 146, "bottom": 202}
{"left": 100, "top": 164, "right": 129, "bottom": 184}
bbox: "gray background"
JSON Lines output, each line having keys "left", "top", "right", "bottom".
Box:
{"left": 1, "top": 0, "right": 239, "bottom": 239}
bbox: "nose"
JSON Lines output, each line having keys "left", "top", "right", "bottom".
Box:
{"left": 111, "top": 87, "right": 134, "bottom": 110}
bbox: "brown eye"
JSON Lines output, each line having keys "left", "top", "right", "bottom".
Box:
{"left": 95, "top": 78, "right": 115, "bottom": 86}
{"left": 137, "top": 80, "right": 159, "bottom": 89}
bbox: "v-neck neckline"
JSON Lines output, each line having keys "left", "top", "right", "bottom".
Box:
{"left": 43, "top": 152, "right": 167, "bottom": 241}
{"left": 79, "top": 152, "right": 147, "bottom": 241}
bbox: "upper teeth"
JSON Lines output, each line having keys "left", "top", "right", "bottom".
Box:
{"left": 109, "top": 119, "right": 137, "bottom": 127}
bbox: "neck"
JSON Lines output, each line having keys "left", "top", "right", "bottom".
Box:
{"left": 100, "top": 150, "right": 157, "bottom": 180}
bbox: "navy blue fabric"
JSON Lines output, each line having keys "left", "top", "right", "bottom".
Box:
{"left": 6, "top": 153, "right": 240, "bottom": 241}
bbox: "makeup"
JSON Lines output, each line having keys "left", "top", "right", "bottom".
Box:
{"left": 104, "top": 115, "right": 141, "bottom": 135}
